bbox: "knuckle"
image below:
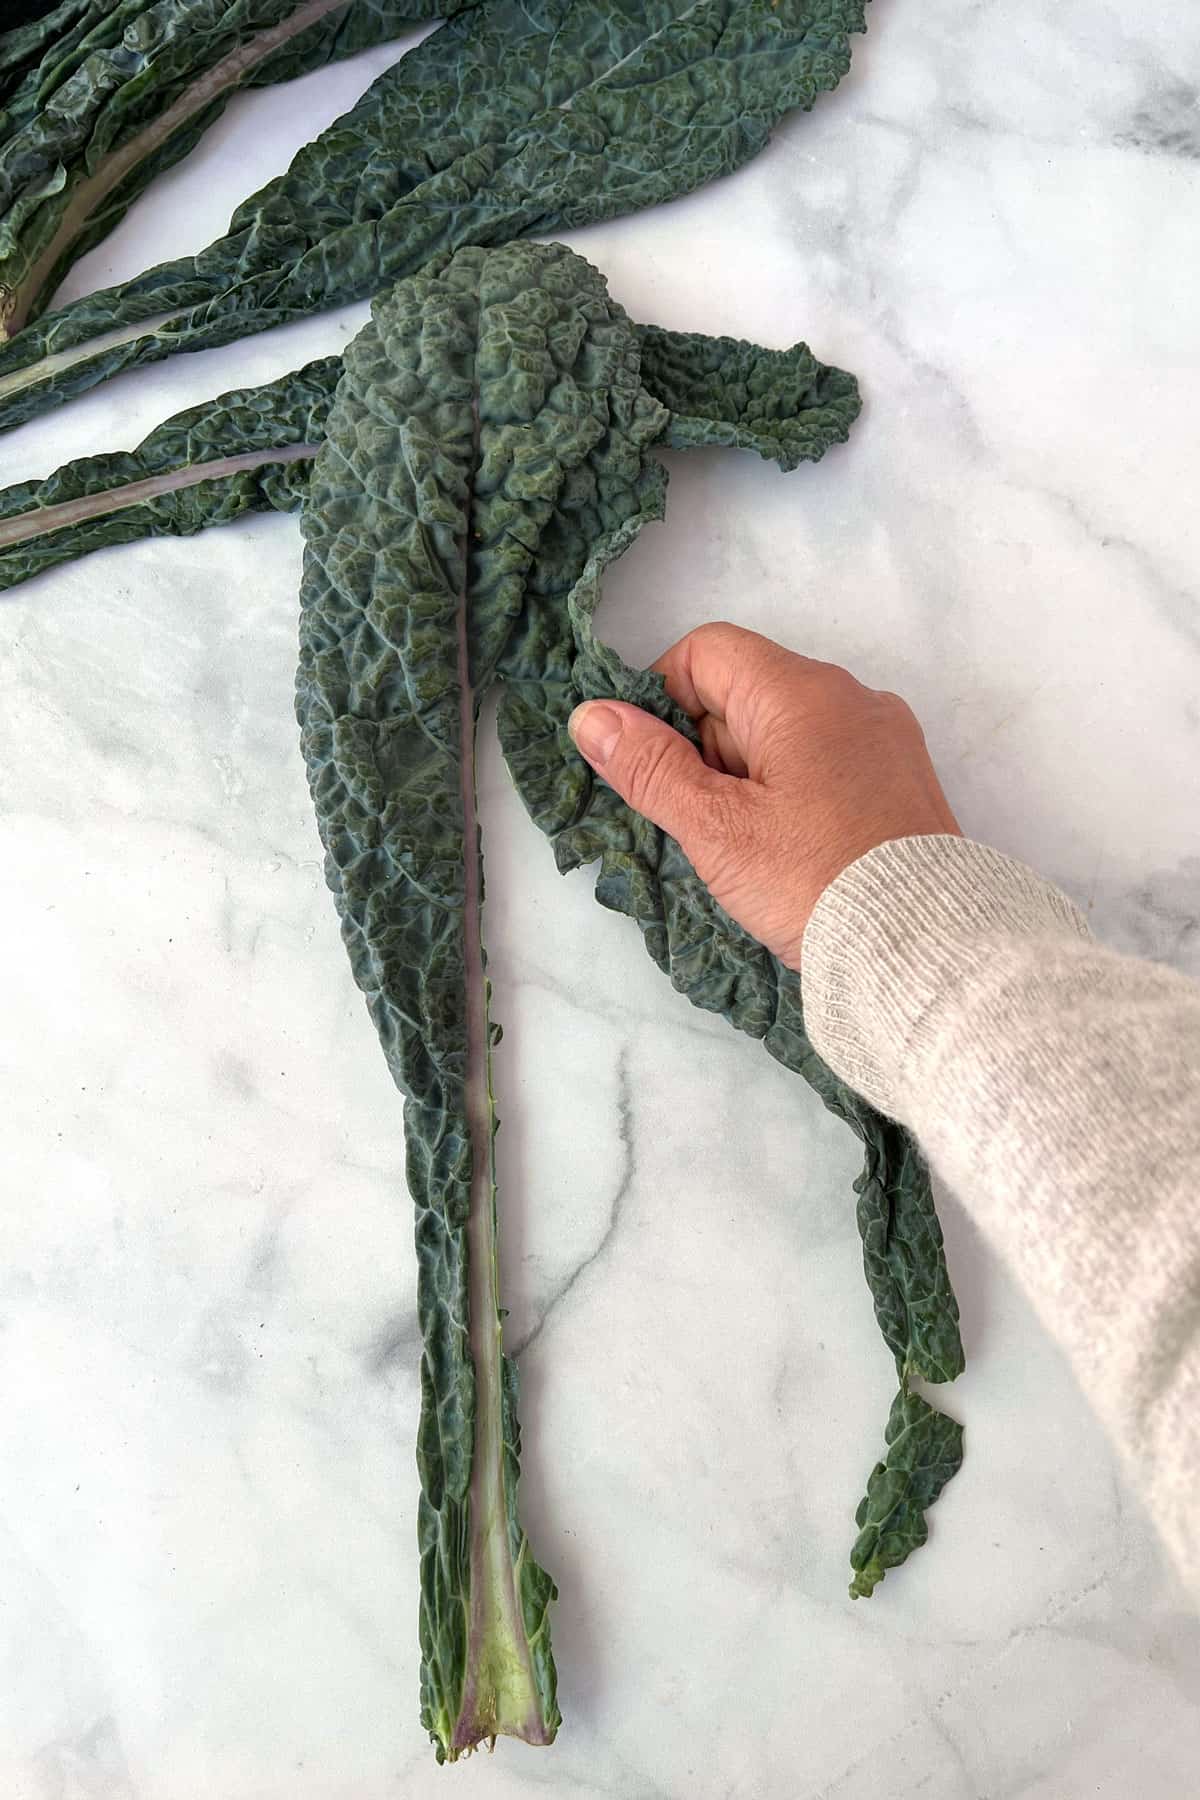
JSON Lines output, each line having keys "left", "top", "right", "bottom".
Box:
{"left": 690, "top": 619, "right": 743, "bottom": 648}
{"left": 875, "top": 688, "right": 922, "bottom": 735}
{"left": 689, "top": 619, "right": 768, "bottom": 669}
{"left": 820, "top": 664, "right": 868, "bottom": 705}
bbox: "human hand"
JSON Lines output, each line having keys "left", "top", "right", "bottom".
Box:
{"left": 568, "top": 623, "right": 960, "bottom": 969}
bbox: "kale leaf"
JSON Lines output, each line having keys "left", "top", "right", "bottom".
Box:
{"left": 0, "top": 0, "right": 971, "bottom": 1746}
{"left": 292, "top": 242, "right": 959, "bottom": 1759}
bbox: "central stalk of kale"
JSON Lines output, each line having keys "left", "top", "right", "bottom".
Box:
{"left": 451, "top": 392, "right": 550, "bottom": 1753}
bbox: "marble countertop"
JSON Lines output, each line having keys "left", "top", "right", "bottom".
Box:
{"left": 2, "top": 4, "right": 1198, "bottom": 1796}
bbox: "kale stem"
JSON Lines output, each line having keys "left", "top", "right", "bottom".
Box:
{"left": 0, "top": 308, "right": 187, "bottom": 402}
{"left": 450, "top": 387, "right": 548, "bottom": 1755}
{"left": 0, "top": 443, "right": 317, "bottom": 550}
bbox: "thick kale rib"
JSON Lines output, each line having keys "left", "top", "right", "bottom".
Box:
{"left": 0, "top": 0, "right": 472, "bottom": 339}
{"left": 0, "top": 0, "right": 868, "bottom": 434}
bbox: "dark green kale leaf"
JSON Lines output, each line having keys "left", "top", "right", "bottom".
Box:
{"left": 295, "top": 239, "right": 673, "bottom": 1762}
{"left": 0, "top": 354, "right": 337, "bottom": 585}
{"left": 635, "top": 320, "right": 865, "bottom": 468}
{"left": 0, "top": 0, "right": 868, "bottom": 434}
{"left": 0, "top": 300, "right": 862, "bottom": 590}
{"left": 0, "top": 0, "right": 472, "bottom": 339}
{"left": 292, "top": 238, "right": 883, "bottom": 1759}
{"left": 848, "top": 1387, "right": 965, "bottom": 1599}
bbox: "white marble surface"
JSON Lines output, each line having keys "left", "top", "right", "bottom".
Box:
{"left": 2, "top": 4, "right": 1199, "bottom": 1795}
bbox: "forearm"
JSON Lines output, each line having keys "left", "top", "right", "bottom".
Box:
{"left": 803, "top": 835, "right": 1200, "bottom": 1593}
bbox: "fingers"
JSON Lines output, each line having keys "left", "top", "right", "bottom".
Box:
{"left": 651, "top": 622, "right": 853, "bottom": 786}
{"left": 567, "top": 699, "right": 745, "bottom": 848}
{"left": 651, "top": 621, "right": 829, "bottom": 730}
{"left": 651, "top": 621, "right": 774, "bottom": 721}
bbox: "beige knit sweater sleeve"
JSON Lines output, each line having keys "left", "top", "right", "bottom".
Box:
{"left": 801, "top": 835, "right": 1200, "bottom": 1593}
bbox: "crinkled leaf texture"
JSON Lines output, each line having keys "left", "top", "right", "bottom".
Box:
{"left": 0, "top": 355, "right": 337, "bottom": 583}
{"left": 0, "top": 0, "right": 868, "bottom": 433}
{"left": 0, "top": 304, "right": 866, "bottom": 588}
{"left": 0, "top": 0, "right": 472, "bottom": 336}
{"left": 849, "top": 1388, "right": 965, "bottom": 1599}
{"left": 292, "top": 239, "right": 958, "bottom": 1763}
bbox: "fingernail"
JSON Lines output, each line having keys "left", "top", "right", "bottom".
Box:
{"left": 568, "top": 702, "right": 622, "bottom": 768}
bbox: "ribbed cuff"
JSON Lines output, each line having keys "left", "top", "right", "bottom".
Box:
{"left": 800, "top": 835, "right": 1091, "bottom": 1121}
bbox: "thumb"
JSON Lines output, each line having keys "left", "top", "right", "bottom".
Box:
{"left": 568, "top": 699, "right": 729, "bottom": 844}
